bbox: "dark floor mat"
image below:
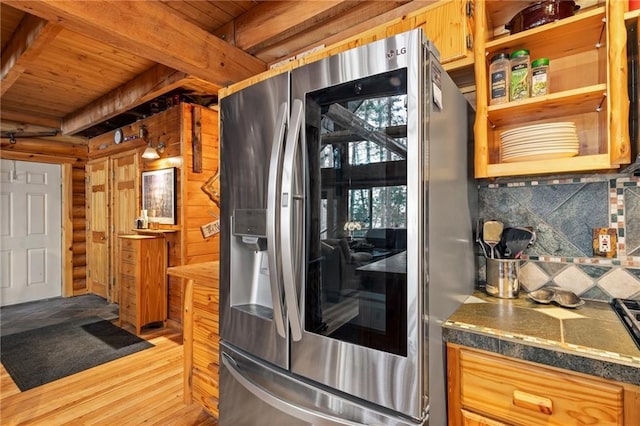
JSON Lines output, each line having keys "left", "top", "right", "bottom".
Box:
{"left": 1, "top": 317, "right": 153, "bottom": 391}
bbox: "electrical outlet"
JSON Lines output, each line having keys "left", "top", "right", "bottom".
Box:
{"left": 592, "top": 228, "right": 617, "bottom": 258}
{"left": 599, "top": 234, "right": 611, "bottom": 252}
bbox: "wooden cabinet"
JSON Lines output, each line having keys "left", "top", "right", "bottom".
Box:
{"left": 473, "top": 1, "right": 630, "bottom": 178}
{"left": 86, "top": 152, "right": 140, "bottom": 303}
{"left": 167, "top": 261, "right": 220, "bottom": 419}
{"left": 118, "top": 235, "right": 167, "bottom": 335}
{"left": 447, "top": 344, "right": 640, "bottom": 426}
{"left": 422, "top": 0, "right": 474, "bottom": 69}
{"left": 461, "top": 410, "right": 507, "bottom": 426}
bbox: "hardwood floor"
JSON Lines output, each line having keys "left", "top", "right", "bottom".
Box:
{"left": 1, "top": 325, "right": 218, "bottom": 425}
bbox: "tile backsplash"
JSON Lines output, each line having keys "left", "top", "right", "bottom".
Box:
{"left": 478, "top": 173, "right": 640, "bottom": 301}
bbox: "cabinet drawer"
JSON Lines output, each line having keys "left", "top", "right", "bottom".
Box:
{"left": 119, "top": 248, "right": 137, "bottom": 264}
{"left": 119, "top": 238, "right": 139, "bottom": 251}
{"left": 459, "top": 350, "right": 624, "bottom": 425}
{"left": 461, "top": 410, "right": 508, "bottom": 426}
{"left": 119, "top": 261, "right": 136, "bottom": 277}
{"left": 119, "top": 275, "right": 135, "bottom": 294}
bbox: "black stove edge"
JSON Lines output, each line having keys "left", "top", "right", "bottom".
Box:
{"left": 610, "top": 298, "right": 640, "bottom": 351}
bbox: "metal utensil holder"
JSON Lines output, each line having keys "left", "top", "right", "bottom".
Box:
{"left": 486, "top": 258, "right": 521, "bottom": 299}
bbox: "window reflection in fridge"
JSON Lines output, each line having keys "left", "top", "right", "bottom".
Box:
{"left": 305, "top": 68, "right": 408, "bottom": 357}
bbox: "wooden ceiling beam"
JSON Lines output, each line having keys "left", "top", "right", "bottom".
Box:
{"left": 62, "top": 64, "right": 194, "bottom": 135}
{"left": 0, "top": 138, "right": 88, "bottom": 158}
{"left": 251, "top": 0, "right": 433, "bottom": 64}
{"left": 0, "top": 108, "right": 61, "bottom": 130}
{"left": 3, "top": 0, "right": 266, "bottom": 88}
{"left": 231, "top": 1, "right": 360, "bottom": 53}
{"left": 1, "top": 14, "right": 62, "bottom": 96}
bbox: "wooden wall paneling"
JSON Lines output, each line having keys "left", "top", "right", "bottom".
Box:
{"left": 89, "top": 107, "right": 181, "bottom": 160}
{"left": 161, "top": 104, "right": 220, "bottom": 326}
{"left": 181, "top": 104, "right": 219, "bottom": 266}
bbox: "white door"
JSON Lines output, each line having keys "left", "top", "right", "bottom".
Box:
{"left": 0, "top": 159, "right": 62, "bottom": 306}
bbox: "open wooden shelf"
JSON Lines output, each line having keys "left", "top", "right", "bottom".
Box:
{"left": 485, "top": 7, "right": 606, "bottom": 60}
{"left": 474, "top": 1, "right": 630, "bottom": 178}
{"left": 486, "top": 84, "right": 607, "bottom": 128}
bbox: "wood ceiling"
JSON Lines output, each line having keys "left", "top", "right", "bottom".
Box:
{"left": 0, "top": 0, "right": 437, "bottom": 142}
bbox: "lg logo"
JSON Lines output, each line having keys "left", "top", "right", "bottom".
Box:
{"left": 387, "top": 47, "right": 407, "bottom": 59}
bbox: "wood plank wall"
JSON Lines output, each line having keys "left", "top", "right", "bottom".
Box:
{"left": 181, "top": 104, "right": 220, "bottom": 264}
{"left": 173, "top": 103, "right": 219, "bottom": 322}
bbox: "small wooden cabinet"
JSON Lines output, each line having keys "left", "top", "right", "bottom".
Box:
{"left": 118, "top": 235, "right": 167, "bottom": 335}
{"left": 422, "top": 0, "right": 474, "bottom": 68}
{"left": 473, "top": 1, "right": 630, "bottom": 178}
{"left": 447, "top": 344, "right": 640, "bottom": 426}
{"left": 167, "top": 261, "right": 220, "bottom": 419}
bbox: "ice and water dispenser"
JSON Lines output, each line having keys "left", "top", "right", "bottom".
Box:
{"left": 230, "top": 209, "right": 274, "bottom": 318}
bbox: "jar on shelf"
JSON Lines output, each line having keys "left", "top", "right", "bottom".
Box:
{"left": 509, "top": 49, "right": 530, "bottom": 101}
{"left": 489, "top": 52, "right": 510, "bottom": 105}
{"left": 531, "top": 58, "right": 550, "bottom": 97}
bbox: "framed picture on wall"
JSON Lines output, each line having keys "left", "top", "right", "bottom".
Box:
{"left": 141, "top": 168, "right": 176, "bottom": 224}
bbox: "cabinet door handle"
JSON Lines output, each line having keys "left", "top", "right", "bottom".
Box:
{"left": 512, "top": 390, "right": 553, "bottom": 415}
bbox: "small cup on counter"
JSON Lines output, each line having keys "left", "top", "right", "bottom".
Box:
{"left": 486, "top": 258, "right": 521, "bottom": 299}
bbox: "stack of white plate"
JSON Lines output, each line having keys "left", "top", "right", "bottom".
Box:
{"left": 500, "top": 122, "right": 579, "bottom": 162}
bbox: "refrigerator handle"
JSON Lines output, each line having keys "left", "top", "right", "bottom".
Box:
{"left": 280, "top": 98, "right": 304, "bottom": 342}
{"left": 222, "top": 353, "right": 370, "bottom": 426}
{"left": 266, "top": 102, "right": 288, "bottom": 339}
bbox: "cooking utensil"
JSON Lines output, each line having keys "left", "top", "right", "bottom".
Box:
{"left": 476, "top": 219, "right": 489, "bottom": 258}
{"left": 483, "top": 220, "right": 504, "bottom": 259}
{"left": 505, "top": 0, "right": 580, "bottom": 34}
{"left": 514, "top": 227, "right": 536, "bottom": 258}
{"left": 500, "top": 227, "right": 535, "bottom": 258}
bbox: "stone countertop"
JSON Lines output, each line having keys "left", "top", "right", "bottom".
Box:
{"left": 443, "top": 292, "right": 640, "bottom": 386}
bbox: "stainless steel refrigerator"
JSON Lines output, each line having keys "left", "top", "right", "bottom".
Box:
{"left": 219, "top": 28, "right": 476, "bottom": 426}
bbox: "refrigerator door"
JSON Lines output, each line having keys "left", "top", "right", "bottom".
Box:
{"left": 289, "top": 29, "right": 427, "bottom": 419}
{"left": 220, "top": 72, "right": 290, "bottom": 368}
{"left": 424, "top": 58, "right": 477, "bottom": 426}
{"left": 219, "top": 342, "right": 424, "bottom": 426}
